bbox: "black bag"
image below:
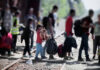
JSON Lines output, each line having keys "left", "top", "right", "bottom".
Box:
{"left": 46, "top": 38, "right": 58, "bottom": 55}
{"left": 74, "top": 20, "right": 83, "bottom": 37}
{"left": 58, "top": 44, "right": 66, "bottom": 57}
{"left": 42, "top": 17, "right": 48, "bottom": 29}
{"left": 64, "top": 36, "right": 77, "bottom": 52}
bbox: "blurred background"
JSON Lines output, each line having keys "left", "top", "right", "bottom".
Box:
{"left": 0, "top": 0, "right": 100, "bottom": 21}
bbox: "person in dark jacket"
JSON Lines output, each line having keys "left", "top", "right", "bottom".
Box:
{"left": 25, "top": 8, "right": 37, "bottom": 49}
{"left": 78, "top": 10, "right": 94, "bottom": 61}
{"left": 22, "top": 18, "right": 33, "bottom": 57}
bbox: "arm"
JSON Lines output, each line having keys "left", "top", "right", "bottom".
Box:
{"left": 81, "top": 21, "right": 90, "bottom": 28}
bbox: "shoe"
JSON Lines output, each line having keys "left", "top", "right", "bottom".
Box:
{"left": 35, "top": 57, "right": 41, "bottom": 61}
{"left": 92, "top": 55, "right": 95, "bottom": 60}
{"left": 8, "top": 53, "right": 14, "bottom": 56}
{"left": 64, "top": 56, "right": 68, "bottom": 60}
{"left": 29, "top": 55, "right": 33, "bottom": 58}
{"left": 31, "top": 48, "right": 34, "bottom": 51}
{"left": 98, "top": 61, "right": 100, "bottom": 64}
{"left": 86, "top": 58, "right": 91, "bottom": 61}
{"left": 41, "top": 56, "right": 47, "bottom": 59}
{"left": 78, "top": 58, "right": 84, "bottom": 61}
{"left": 68, "top": 56, "right": 74, "bottom": 59}
{"left": 23, "top": 55, "right": 28, "bottom": 58}
{"left": 49, "top": 55, "right": 54, "bottom": 59}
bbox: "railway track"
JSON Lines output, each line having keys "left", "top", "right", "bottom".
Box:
{"left": 0, "top": 32, "right": 65, "bottom": 70}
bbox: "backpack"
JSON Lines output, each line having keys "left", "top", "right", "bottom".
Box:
{"left": 64, "top": 36, "right": 77, "bottom": 52}
{"left": 42, "top": 17, "right": 48, "bottom": 29}
{"left": 58, "top": 44, "right": 66, "bottom": 58}
{"left": 74, "top": 20, "right": 83, "bottom": 37}
{"left": 46, "top": 38, "right": 58, "bottom": 55}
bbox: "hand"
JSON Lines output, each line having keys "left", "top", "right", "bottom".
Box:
{"left": 90, "top": 24, "right": 95, "bottom": 28}
{"left": 70, "top": 32, "right": 73, "bottom": 36}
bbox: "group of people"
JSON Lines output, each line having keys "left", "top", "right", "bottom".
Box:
{"left": 65, "top": 9, "right": 100, "bottom": 63}
{"left": 0, "top": 4, "right": 58, "bottom": 60}
{"left": 0, "top": 5, "right": 20, "bottom": 56}
{"left": 0, "top": 4, "right": 100, "bottom": 64}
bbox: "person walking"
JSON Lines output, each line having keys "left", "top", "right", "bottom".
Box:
{"left": 26, "top": 8, "right": 37, "bottom": 49}
{"left": 78, "top": 10, "right": 94, "bottom": 61}
{"left": 64, "top": 9, "right": 75, "bottom": 59}
{"left": 35, "top": 25, "right": 47, "bottom": 60}
{"left": 22, "top": 18, "right": 33, "bottom": 57}
{"left": 11, "top": 11, "right": 20, "bottom": 53}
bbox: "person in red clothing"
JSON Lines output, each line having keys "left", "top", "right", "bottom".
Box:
{"left": 35, "top": 25, "right": 49, "bottom": 60}
{"left": 64, "top": 9, "right": 75, "bottom": 59}
{"left": 65, "top": 9, "right": 75, "bottom": 37}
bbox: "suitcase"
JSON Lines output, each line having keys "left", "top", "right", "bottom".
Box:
{"left": 58, "top": 44, "right": 66, "bottom": 58}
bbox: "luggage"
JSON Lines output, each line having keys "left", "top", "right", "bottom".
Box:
{"left": 64, "top": 36, "right": 77, "bottom": 52}
{"left": 74, "top": 20, "right": 83, "bottom": 37}
{"left": 46, "top": 38, "right": 58, "bottom": 55}
{"left": 0, "top": 33, "right": 12, "bottom": 49}
{"left": 58, "top": 44, "right": 66, "bottom": 57}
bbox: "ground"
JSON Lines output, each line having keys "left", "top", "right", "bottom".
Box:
{"left": 0, "top": 19, "right": 100, "bottom": 70}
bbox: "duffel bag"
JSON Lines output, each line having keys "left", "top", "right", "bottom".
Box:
{"left": 46, "top": 38, "right": 58, "bottom": 55}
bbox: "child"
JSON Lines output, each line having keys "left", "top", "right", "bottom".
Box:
{"left": 35, "top": 25, "right": 47, "bottom": 60}
{"left": 41, "top": 27, "right": 51, "bottom": 58}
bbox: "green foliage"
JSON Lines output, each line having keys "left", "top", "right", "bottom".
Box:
{"left": 41, "top": 0, "right": 85, "bottom": 18}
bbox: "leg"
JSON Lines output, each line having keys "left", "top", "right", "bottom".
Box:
{"left": 98, "top": 39, "right": 100, "bottom": 63}
{"left": 26, "top": 38, "right": 31, "bottom": 55}
{"left": 98, "top": 46, "right": 100, "bottom": 63}
{"left": 12, "top": 35, "right": 17, "bottom": 52}
{"left": 23, "top": 38, "right": 31, "bottom": 56}
{"left": 39, "top": 44, "right": 44, "bottom": 58}
{"left": 93, "top": 36, "right": 98, "bottom": 59}
{"left": 43, "top": 45, "right": 47, "bottom": 57}
{"left": 23, "top": 43, "right": 27, "bottom": 56}
{"left": 31, "top": 33, "right": 34, "bottom": 48}
{"left": 83, "top": 34, "right": 90, "bottom": 60}
{"left": 68, "top": 46, "right": 72, "bottom": 57}
{"left": 49, "top": 55, "right": 54, "bottom": 59}
{"left": 23, "top": 38, "right": 28, "bottom": 56}
{"left": 78, "top": 34, "right": 84, "bottom": 59}
{"left": 35, "top": 43, "right": 41, "bottom": 58}
{"left": 1, "top": 48, "right": 5, "bottom": 55}
{"left": 7, "top": 49, "right": 11, "bottom": 56}
{"left": 99, "top": 55, "right": 100, "bottom": 63}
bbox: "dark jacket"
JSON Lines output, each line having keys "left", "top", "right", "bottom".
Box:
{"left": 82, "top": 16, "right": 94, "bottom": 34}
{"left": 21, "top": 24, "right": 31, "bottom": 42}
{"left": 48, "top": 13, "right": 55, "bottom": 27}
